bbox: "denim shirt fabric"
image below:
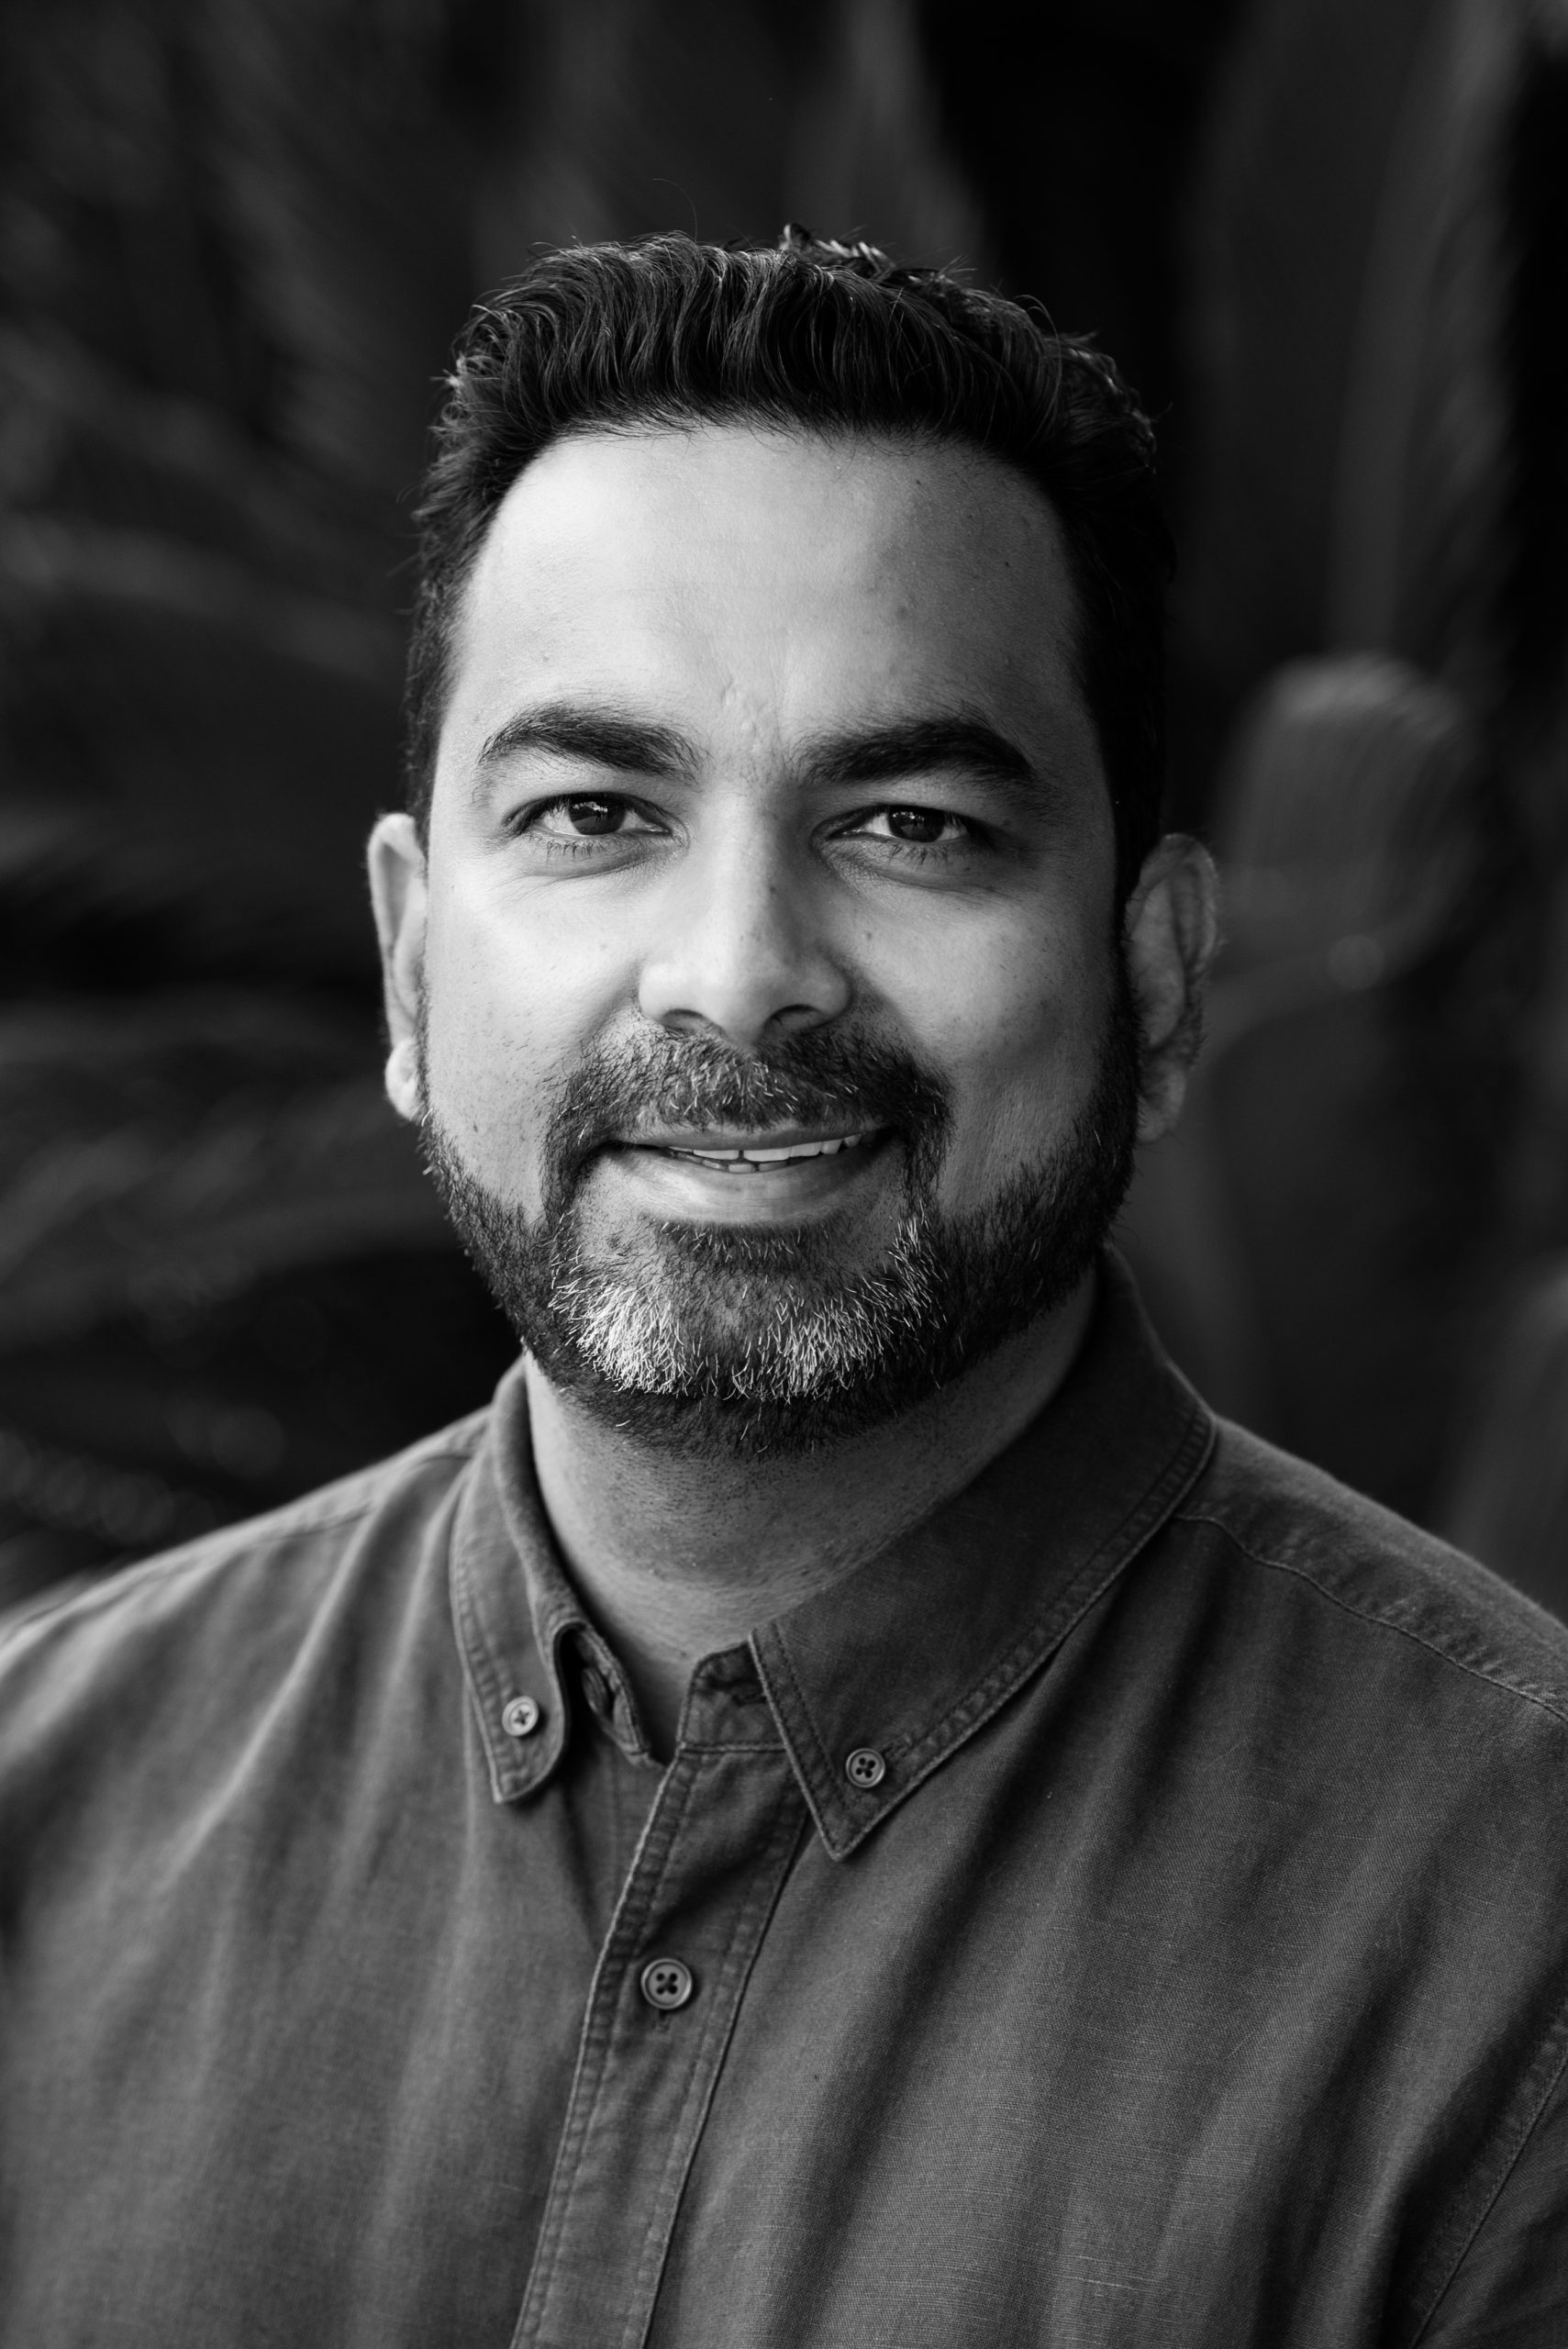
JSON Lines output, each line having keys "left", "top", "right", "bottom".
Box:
{"left": 2, "top": 1256, "right": 1567, "bottom": 2348}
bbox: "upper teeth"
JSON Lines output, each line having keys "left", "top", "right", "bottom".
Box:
{"left": 665, "top": 1133, "right": 867, "bottom": 1167}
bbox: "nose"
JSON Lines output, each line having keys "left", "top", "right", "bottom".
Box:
{"left": 637, "top": 817, "right": 851, "bottom": 1049}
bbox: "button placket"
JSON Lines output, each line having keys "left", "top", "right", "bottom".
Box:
{"left": 510, "top": 1747, "right": 806, "bottom": 2349}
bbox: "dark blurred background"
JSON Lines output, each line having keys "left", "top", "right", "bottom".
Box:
{"left": 2, "top": 0, "right": 1565, "bottom": 1617}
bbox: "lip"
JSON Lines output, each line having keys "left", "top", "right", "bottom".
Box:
{"left": 621, "top": 1124, "right": 884, "bottom": 1155}
{"left": 617, "top": 1125, "right": 886, "bottom": 1174}
{"left": 595, "top": 1126, "right": 896, "bottom": 1221}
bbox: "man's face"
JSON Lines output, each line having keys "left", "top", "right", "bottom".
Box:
{"left": 377, "top": 425, "right": 1144, "bottom": 1452}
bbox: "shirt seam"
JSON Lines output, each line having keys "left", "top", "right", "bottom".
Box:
{"left": 1403, "top": 1983, "right": 1568, "bottom": 2345}
{"left": 620, "top": 1775, "right": 807, "bottom": 2349}
{"left": 0, "top": 1421, "right": 492, "bottom": 1658}
{"left": 761, "top": 1629, "right": 840, "bottom": 1849}
{"left": 450, "top": 1481, "right": 533, "bottom": 1801}
{"left": 676, "top": 1738, "right": 784, "bottom": 1755}
{"left": 1173, "top": 1509, "right": 1568, "bottom": 1737}
{"left": 0, "top": 1476, "right": 438, "bottom": 1669}
{"left": 887, "top": 1401, "right": 1217, "bottom": 1777}
{"left": 765, "top": 1397, "right": 1214, "bottom": 1854}
{"left": 513, "top": 1752, "right": 707, "bottom": 2349}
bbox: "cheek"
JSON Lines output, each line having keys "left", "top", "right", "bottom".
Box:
{"left": 886, "top": 907, "right": 1113, "bottom": 1190}
{"left": 420, "top": 877, "right": 629, "bottom": 1193}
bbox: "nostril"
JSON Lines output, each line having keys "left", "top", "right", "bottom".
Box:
{"left": 647, "top": 1003, "right": 841, "bottom": 1051}
{"left": 636, "top": 900, "right": 853, "bottom": 1046}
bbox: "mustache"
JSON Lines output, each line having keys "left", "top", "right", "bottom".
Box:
{"left": 542, "top": 1027, "right": 951, "bottom": 1182}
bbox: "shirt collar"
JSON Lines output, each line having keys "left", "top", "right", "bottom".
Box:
{"left": 448, "top": 1252, "right": 1214, "bottom": 1845}
{"left": 449, "top": 1392, "right": 655, "bottom": 1803}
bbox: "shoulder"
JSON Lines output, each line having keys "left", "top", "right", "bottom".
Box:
{"left": 0, "top": 1407, "right": 493, "bottom": 1766}
{"left": 1172, "top": 1416, "right": 1568, "bottom": 1738}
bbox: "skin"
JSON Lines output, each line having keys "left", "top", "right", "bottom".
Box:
{"left": 370, "top": 424, "right": 1218, "bottom": 1755}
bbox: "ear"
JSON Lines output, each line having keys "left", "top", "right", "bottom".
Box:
{"left": 367, "top": 814, "right": 428, "bottom": 1124}
{"left": 1121, "top": 834, "right": 1220, "bottom": 1142}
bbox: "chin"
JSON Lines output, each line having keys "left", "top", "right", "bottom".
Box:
{"left": 517, "top": 1215, "right": 1099, "bottom": 1462}
{"left": 419, "top": 974, "right": 1142, "bottom": 1458}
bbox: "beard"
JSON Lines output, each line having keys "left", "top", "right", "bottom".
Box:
{"left": 417, "top": 975, "right": 1141, "bottom": 1460}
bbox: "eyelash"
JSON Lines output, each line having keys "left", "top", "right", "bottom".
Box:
{"left": 506, "top": 796, "right": 660, "bottom": 858}
{"left": 875, "top": 838, "right": 959, "bottom": 868}
{"left": 848, "top": 809, "right": 975, "bottom": 856}
{"left": 508, "top": 795, "right": 983, "bottom": 863}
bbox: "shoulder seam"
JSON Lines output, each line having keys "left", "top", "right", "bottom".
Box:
{"left": 1173, "top": 1508, "right": 1568, "bottom": 1735}
{"left": 0, "top": 1435, "right": 484, "bottom": 1655}
{"left": 1405, "top": 1982, "right": 1568, "bottom": 2344}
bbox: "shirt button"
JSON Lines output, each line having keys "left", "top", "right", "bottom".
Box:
{"left": 845, "top": 1745, "right": 886, "bottom": 1788}
{"left": 639, "top": 1957, "right": 695, "bottom": 2011}
{"left": 502, "top": 1696, "right": 541, "bottom": 1739}
{"left": 580, "top": 1664, "right": 612, "bottom": 1720}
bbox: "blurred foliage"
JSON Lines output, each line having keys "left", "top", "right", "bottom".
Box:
{"left": 0, "top": 0, "right": 518, "bottom": 1608}
{"left": 0, "top": 0, "right": 1564, "bottom": 1605}
{"left": 0, "top": 0, "right": 489, "bottom": 985}
{"left": 1118, "top": 0, "right": 1568, "bottom": 1553}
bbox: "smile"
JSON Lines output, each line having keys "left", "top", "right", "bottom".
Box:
{"left": 651, "top": 1133, "right": 872, "bottom": 1173}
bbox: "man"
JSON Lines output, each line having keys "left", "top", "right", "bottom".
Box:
{"left": 2, "top": 231, "right": 1564, "bottom": 2347}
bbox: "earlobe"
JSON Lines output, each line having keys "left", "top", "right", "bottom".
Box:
{"left": 366, "top": 814, "right": 429, "bottom": 1125}
{"left": 1122, "top": 834, "right": 1220, "bottom": 1143}
{"left": 384, "top": 1033, "right": 422, "bottom": 1123}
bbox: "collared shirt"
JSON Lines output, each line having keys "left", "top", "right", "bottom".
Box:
{"left": 2, "top": 1257, "right": 1567, "bottom": 2348}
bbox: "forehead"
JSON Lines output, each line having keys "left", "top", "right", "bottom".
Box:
{"left": 440, "top": 423, "right": 1100, "bottom": 785}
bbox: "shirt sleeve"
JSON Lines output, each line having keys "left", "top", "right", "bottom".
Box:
{"left": 1412, "top": 2047, "right": 1568, "bottom": 2348}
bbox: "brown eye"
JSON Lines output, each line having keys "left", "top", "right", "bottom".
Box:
{"left": 564, "top": 796, "right": 624, "bottom": 835}
{"left": 885, "top": 807, "right": 947, "bottom": 843}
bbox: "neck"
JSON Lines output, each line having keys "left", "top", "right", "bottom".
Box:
{"left": 522, "top": 1271, "right": 1097, "bottom": 1757}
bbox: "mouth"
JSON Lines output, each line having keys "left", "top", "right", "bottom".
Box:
{"left": 633, "top": 1129, "right": 879, "bottom": 1174}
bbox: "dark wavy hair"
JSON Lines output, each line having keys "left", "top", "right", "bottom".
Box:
{"left": 406, "top": 229, "right": 1173, "bottom": 897}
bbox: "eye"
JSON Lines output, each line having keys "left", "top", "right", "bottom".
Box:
{"left": 522, "top": 795, "right": 663, "bottom": 839}
{"left": 854, "top": 806, "right": 971, "bottom": 847}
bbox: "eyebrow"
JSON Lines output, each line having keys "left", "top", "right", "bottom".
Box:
{"left": 474, "top": 703, "right": 696, "bottom": 780}
{"left": 801, "top": 715, "right": 1038, "bottom": 795}
{"left": 472, "top": 702, "right": 1041, "bottom": 800}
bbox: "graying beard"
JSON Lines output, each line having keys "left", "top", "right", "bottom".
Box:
{"left": 547, "top": 1213, "right": 940, "bottom": 1403}
{"left": 414, "top": 972, "right": 1140, "bottom": 1454}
